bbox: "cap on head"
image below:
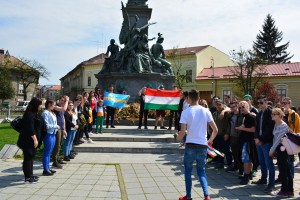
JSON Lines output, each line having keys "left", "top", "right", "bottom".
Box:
{"left": 215, "top": 99, "right": 223, "bottom": 105}
{"left": 243, "top": 94, "right": 252, "bottom": 100}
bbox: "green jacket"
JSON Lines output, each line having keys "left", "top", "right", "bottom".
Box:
{"left": 213, "top": 108, "right": 229, "bottom": 136}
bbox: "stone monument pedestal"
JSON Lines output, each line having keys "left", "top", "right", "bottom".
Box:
{"left": 95, "top": 72, "right": 175, "bottom": 102}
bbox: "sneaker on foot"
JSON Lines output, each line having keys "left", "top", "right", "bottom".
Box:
{"left": 252, "top": 179, "right": 267, "bottom": 185}
{"left": 58, "top": 159, "right": 66, "bottom": 164}
{"left": 154, "top": 126, "right": 157, "bottom": 129}
{"left": 178, "top": 196, "right": 192, "bottom": 200}
{"left": 204, "top": 196, "right": 211, "bottom": 200}
{"left": 52, "top": 162, "right": 62, "bottom": 169}
{"left": 264, "top": 185, "right": 275, "bottom": 193}
{"left": 64, "top": 156, "right": 70, "bottom": 161}
{"left": 296, "top": 161, "right": 300, "bottom": 167}
{"left": 271, "top": 190, "right": 289, "bottom": 197}
{"left": 111, "top": 125, "right": 115, "bottom": 128}
{"left": 24, "top": 177, "right": 38, "bottom": 184}
{"left": 160, "top": 126, "right": 167, "bottom": 129}
{"left": 80, "top": 138, "right": 86, "bottom": 142}
{"left": 225, "top": 166, "right": 236, "bottom": 172}
{"left": 42, "top": 170, "right": 53, "bottom": 176}
{"left": 87, "top": 138, "right": 94, "bottom": 144}
{"left": 240, "top": 177, "right": 249, "bottom": 185}
{"left": 252, "top": 170, "right": 257, "bottom": 177}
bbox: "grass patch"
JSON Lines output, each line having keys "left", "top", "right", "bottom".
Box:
{"left": 0, "top": 122, "right": 19, "bottom": 150}
{"left": 0, "top": 122, "right": 45, "bottom": 160}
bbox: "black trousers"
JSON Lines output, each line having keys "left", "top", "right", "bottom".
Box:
{"left": 168, "top": 111, "right": 179, "bottom": 130}
{"left": 276, "top": 145, "right": 293, "bottom": 193}
{"left": 106, "top": 106, "right": 116, "bottom": 126}
{"left": 138, "top": 108, "right": 148, "bottom": 128}
{"left": 22, "top": 148, "right": 36, "bottom": 179}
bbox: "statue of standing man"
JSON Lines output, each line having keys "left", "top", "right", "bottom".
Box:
{"left": 100, "top": 39, "right": 120, "bottom": 73}
{"left": 151, "top": 33, "right": 173, "bottom": 75}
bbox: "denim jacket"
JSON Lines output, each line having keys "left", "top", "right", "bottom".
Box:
{"left": 42, "top": 110, "right": 59, "bottom": 134}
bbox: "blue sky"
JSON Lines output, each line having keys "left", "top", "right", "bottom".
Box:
{"left": 1, "top": 0, "right": 299, "bottom": 85}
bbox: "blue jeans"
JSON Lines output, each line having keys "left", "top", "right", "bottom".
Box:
{"left": 63, "top": 130, "right": 76, "bottom": 156}
{"left": 184, "top": 147, "right": 209, "bottom": 198}
{"left": 43, "top": 134, "right": 56, "bottom": 171}
{"left": 256, "top": 143, "right": 275, "bottom": 186}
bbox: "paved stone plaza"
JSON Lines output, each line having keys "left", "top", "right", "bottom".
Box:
{"left": 1, "top": 153, "right": 300, "bottom": 200}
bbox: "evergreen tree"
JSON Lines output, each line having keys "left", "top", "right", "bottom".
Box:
{"left": 253, "top": 14, "right": 293, "bottom": 64}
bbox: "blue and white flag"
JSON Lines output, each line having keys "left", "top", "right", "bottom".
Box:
{"left": 103, "top": 92, "right": 130, "bottom": 108}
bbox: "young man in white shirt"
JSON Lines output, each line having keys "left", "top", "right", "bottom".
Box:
{"left": 177, "top": 89, "right": 218, "bottom": 200}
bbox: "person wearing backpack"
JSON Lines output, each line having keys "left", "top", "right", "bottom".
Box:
{"left": 282, "top": 97, "right": 300, "bottom": 175}
{"left": 17, "top": 97, "right": 43, "bottom": 184}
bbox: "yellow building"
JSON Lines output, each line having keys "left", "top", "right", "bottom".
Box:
{"left": 60, "top": 53, "right": 105, "bottom": 99}
{"left": 196, "top": 62, "right": 300, "bottom": 106}
{"left": 165, "top": 45, "right": 236, "bottom": 91}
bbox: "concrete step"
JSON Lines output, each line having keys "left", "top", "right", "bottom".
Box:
{"left": 89, "top": 132, "right": 176, "bottom": 142}
{"left": 73, "top": 141, "right": 184, "bottom": 154}
{"left": 97, "top": 126, "right": 177, "bottom": 134}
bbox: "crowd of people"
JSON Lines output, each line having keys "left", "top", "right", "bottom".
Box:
{"left": 17, "top": 85, "right": 120, "bottom": 183}
{"left": 17, "top": 85, "right": 300, "bottom": 199}
{"left": 174, "top": 92, "right": 300, "bottom": 200}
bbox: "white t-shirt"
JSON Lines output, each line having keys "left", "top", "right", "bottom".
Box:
{"left": 180, "top": 105, "right": 214, "bottom": 145}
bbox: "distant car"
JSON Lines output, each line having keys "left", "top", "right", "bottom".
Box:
{"left": 16, "top": 101, "right": 30, "bottom": 111}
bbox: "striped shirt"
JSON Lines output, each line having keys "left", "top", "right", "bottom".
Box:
{"left": 270, "top": 122, "right": 289, "bottom": 154}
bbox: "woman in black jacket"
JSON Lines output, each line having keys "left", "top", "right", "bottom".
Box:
{"left": 17, "top": 97, "right": 43, "bottom": 184}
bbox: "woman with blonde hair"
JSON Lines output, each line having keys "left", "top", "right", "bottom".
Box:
{"left": 63, "top": 101, "right": 78, "bottom": 161}
{"left": 199, "top": 99, "right": 208, "bottom": 108}
{"left": 269, "top": 108, "right": 294, "bottom": 197}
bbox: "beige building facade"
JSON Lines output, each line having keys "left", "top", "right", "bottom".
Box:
{"left": 196, "top": 62, "right": 300, "bottom": 106}
{"left": 0, "top": 50, "right": 37, "bottom": 107}
{"left": 60, "top": 53, "right": 105, "bottom": 99}
{"left": 165, "top": 45, "right": 236, "bottom": 91}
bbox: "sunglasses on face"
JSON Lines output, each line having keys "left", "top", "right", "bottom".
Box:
{"left": 239, "top": 106, "right": 245, "bottom": 109}
{"left": 258, "top": 101, "right": 264, "bottom": 105}
{"left": 282, "top": 102, "right": 289, "bottom": 105}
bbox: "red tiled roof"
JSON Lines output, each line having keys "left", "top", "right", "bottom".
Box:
{"left": 165, "top": 45, "right": 209, "bottom": 56}
{"left": 79, "top": 53, "right": 106, "bottom": 66}
{"left": 196, "top": 62, "right": 300, "bottom": 80}
{"left": 49, "top": 85, "right": 61, "bottom": 91}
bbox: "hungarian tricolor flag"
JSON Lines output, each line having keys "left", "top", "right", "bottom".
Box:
{"left": 144, "top": 88, "right": 181, "bottom": 110}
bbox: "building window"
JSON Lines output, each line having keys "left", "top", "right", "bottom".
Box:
{"left": 88, "top": 76, "right": 91, "bottom": 86}
{"left": 277, "top": 89, "right": 286, "bottom": 101}
{"left": 18, "top": 84, "right": 24, "bottom": 94}
{"left": 186, "top": 70, "right": 192, "bottom": 83}
{"left": 223, "top": 90, "right": 231, "bottom": 102}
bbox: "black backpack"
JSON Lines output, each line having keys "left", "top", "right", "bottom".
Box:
{"left": 11, "top": 116, "right": 23, "bottom": 133}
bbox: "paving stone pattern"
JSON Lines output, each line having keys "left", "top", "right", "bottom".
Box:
{"left": 1, "top": 158, "right": 300, "bottom": 199}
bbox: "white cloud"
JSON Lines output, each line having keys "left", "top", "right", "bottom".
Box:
{"left": 1, "top": 0, "right": 299, "bottom": 85}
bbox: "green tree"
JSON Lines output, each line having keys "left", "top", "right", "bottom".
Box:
{"left": 7, "top": 57, "right": 50, "bottom": 100}
{"left": 0, "top": 66, "right": 15, "bottom": 103}
{"left": 228, "top": 48, "right": 266, "bottom": 95}
{"left": 167, "top": 46, "right": 187, "bottom": 89}
{"left": 253, "top": 14, "right": 293, "bottom": 64}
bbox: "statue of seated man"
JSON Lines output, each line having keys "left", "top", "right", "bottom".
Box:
{"left": 151, "top": 33, "right": 173, "bottom": 75}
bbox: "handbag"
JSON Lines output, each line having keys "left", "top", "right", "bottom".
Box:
{"left": 281, "top": 135, "right": 300, "bottom": 155}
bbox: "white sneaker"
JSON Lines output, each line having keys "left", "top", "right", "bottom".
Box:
{"left": 87, "top": 138, "right": 94, "bottom": 144}
{"left": 296, "top": 162, "right": 300, "bottom": 167}
{"left": 89, "top": 132, "right": 94, "bottom": 136}
{"left": 80, "top": 138, "right": 86, "bottom": 142}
